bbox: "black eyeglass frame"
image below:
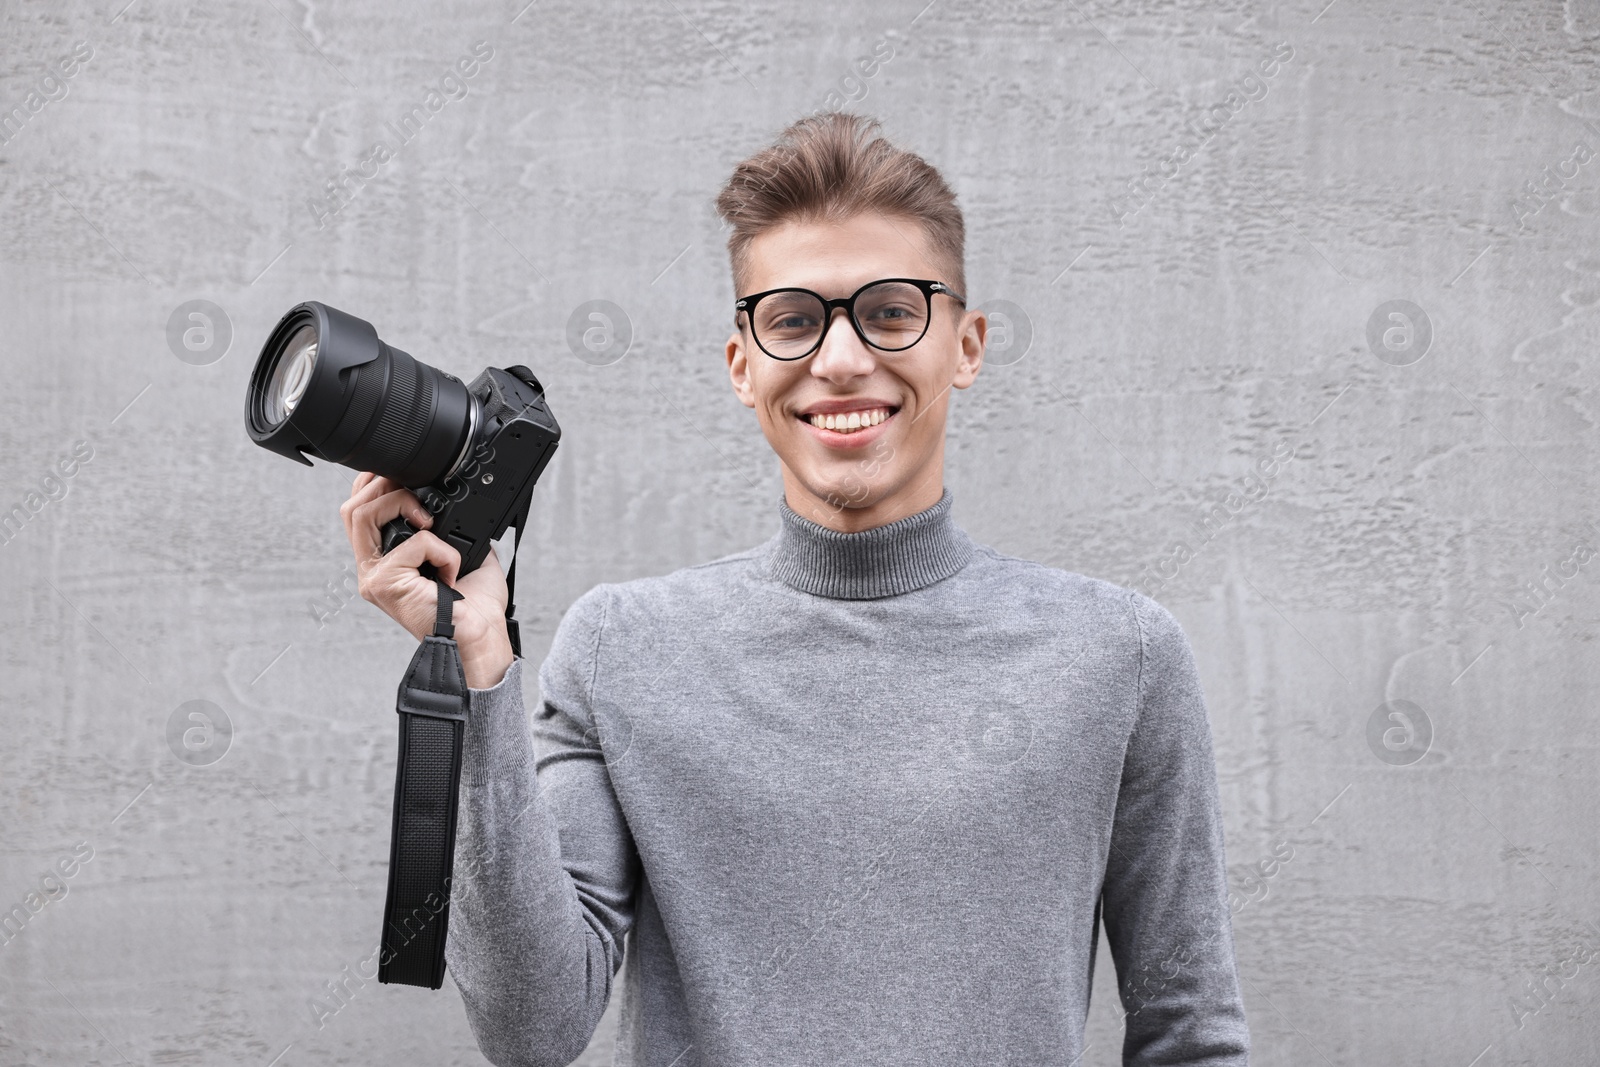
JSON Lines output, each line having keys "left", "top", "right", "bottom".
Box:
{"left": 734, "top": 277, "right": 967, "bottom": 362}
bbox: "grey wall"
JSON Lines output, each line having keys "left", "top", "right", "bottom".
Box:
{"left": 2, "top": 0, "right": 1597, "bottom": 1064}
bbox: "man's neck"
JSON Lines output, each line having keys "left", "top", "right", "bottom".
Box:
{"left": 765, "top": 484, "right": 974, "bottom": 599}
{"left": 780, "top": 463, "right": 947, "bottom": 534}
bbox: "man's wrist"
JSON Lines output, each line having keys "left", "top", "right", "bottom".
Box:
{"left": 456, "top": 624, "right": 515, "bottom": 690}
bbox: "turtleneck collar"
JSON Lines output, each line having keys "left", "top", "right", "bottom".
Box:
{"left": 762, "top": 487, "right": 976, "bottom": 599}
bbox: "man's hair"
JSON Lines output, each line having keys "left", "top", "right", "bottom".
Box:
{"left": 714, "top": 112, "right": 966, "bottom": 307}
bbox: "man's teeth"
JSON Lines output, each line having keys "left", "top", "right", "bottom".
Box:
{"left": 807, "top": 407, "right": 891, "bottom": 433}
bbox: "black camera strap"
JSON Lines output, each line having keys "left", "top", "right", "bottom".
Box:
{"left": 501, "top": 488, "right": 531, "bottom": 658}
{"left": 378, "top": 577, "right": 469, "bottom": 988}
{"left": 379, "top": 497, "right": 533, "bottom": 988}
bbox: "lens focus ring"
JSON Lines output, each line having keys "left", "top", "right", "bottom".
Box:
{"left": 366, "top": 350, "right": 420, "bottom": 463}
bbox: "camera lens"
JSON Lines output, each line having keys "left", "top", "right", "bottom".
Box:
{"left": 246, "top": 302, "right": 478, "bottom": 488}
{"left": 264, "top": 324, "right": 318, "bottom": 427}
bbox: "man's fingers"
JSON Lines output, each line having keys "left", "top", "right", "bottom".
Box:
{"left": 382, "top": 529, "right": 461, "bottom": 587}
{"left": 349, "top": 475, "right": 398, "bottom": 516}
{"left": 350, "top": 487, "right": 433, "bottom": 560}
{"left": 342, "top": 472, "right": 392, "bottom": 542}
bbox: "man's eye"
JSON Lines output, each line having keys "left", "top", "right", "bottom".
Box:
{"left": 773, "top": 315, "right": 815, "bottom": 330}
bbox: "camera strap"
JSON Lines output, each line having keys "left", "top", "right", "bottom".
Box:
{"left": 378, "top": 492, "right": 535, "bottom": 989}
{"left": 500, "top": 488, "right": 531, "bottom": 658}
{"left": 378, "top": 577, "right": 469, "bottom": 989}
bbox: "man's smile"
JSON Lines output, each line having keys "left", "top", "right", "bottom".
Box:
{"left": 795, "top": 397, "right": 899, "bottom": 426}
{"left": 793, "top": 400, "right": 900, "bottom": 445}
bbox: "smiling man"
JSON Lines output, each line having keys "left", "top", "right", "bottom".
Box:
{"left": 344, "top": 112, "right": 1249, "bottom": 1066}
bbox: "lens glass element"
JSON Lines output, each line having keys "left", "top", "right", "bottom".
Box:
{"left": 266, "top": 325, "right": 318, "bottom": 426}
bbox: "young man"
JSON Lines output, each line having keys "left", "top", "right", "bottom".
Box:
{"left": 342, "top": 113, "right": 1250, "bottom": 1066}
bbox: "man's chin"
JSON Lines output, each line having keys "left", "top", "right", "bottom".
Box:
{"left": 789, "top": 472, "right": 889, "bottom": 516}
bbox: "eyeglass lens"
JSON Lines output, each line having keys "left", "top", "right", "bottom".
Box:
{"left": 752, "top": 281, "right": 929, "bottom": 358}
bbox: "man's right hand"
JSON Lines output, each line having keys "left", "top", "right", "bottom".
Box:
{"left": 338, "top": 473, "right": 514, "bottom": 690}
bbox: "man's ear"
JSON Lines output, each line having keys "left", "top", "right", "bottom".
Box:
{"left": 952, "top": 309, "right": 987, "bottom": 390}
{"left": 727, "top": 328, "right": 757, "bottom": 408}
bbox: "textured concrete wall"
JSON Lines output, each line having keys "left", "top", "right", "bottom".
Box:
{"left": 2, "top": 1, "right": 1597, "bottom": 1064}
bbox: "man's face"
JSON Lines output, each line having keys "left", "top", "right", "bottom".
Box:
{"left": 725, "top": 212, "right": 986, "bottom": 532}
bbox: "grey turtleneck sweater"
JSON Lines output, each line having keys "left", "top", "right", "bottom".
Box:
{"left": 445, "top": 489, "right": 1250, "bottom": 1066}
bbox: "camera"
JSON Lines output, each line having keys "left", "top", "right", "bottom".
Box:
{"left": 244, "top": 301, "right": 561, "bottom": 990}
{"left": 244, "top": 300, "right": 560, "bottom": 584}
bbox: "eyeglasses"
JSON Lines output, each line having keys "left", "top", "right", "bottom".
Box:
{"left": 735, "top": 277, "right": 966, "bottom": 361}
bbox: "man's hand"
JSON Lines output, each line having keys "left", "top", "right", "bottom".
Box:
{"left": 340, "top": 471, "right": 515, "bottom": 689}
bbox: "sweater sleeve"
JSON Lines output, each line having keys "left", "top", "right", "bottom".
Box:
{"left": 445, "top": 584, "right": 640, "bottom": 1067}
{"left": 1101, "top": 593, "right": 1251, "bottom": 1066}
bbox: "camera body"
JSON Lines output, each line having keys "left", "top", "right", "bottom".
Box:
{"left": 378, "top": 364, "right": 559, "bottom": 579}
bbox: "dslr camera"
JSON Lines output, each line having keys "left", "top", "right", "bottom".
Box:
{"left": 244, "top": 301, "right": 560, "bottom": 608}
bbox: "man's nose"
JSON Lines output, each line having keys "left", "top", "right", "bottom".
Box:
{"left": 810, "top": 307, "right": 876, "bottom": 381}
